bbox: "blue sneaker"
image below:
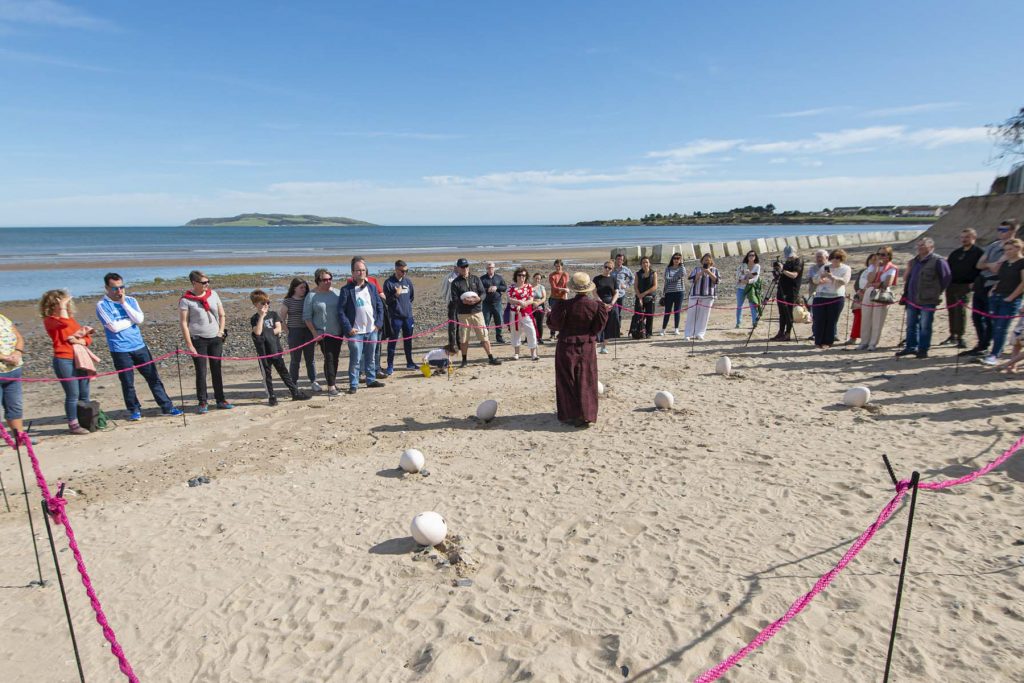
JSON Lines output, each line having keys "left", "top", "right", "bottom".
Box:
{"left": 163, "top": 407, "right": 183, "bottom": 417}
{"left": 384, "top": 366, "right": 394, "bottom": 377}
{"left": 215, "top": 401, "right": 234, "bottom": 410}
{"left": 127, "top": 410, "right": 143, "bottom": 421}
{"left": 405, "top": 362, "right": 418, "bottom": 371}
{"left": 197, "top": 403, "right": 209, "bottom": 415}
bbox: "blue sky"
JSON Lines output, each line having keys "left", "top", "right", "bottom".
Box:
{"left": 0, "top": 0, "right": 1021, "bottom": 226}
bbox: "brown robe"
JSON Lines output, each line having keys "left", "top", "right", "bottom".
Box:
{"left": 548, "top": 294, "right": 609, "bottom": 423}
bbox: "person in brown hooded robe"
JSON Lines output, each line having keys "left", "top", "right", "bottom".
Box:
{"left": 549, "top": 272, "right": 609, "bottom": 427}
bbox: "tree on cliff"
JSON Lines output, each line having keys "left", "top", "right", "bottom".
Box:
{"left": 991, "top": 106, "right": 1024, "bottom": 161}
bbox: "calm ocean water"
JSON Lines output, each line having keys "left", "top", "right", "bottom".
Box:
{"left": 0, "top": 224, "right": 912, "bottom": 302}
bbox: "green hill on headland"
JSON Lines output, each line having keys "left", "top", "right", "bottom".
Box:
{"left": 185, "top": 213, "right": 375, "bottom": 227}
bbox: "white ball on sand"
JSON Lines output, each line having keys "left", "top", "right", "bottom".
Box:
{"left": 597, "top": 381, "right": 605, "bottom": 396}
{"left": 399, "top": 448, "right": 425, "bottom": 473}
{"left": 715, "top": 356, "right": 732, "bottom": 376}
{"left": 654, "top": 390, "right": 674, "bottom": 410}
{"left": 476, "top": 399, "right": 498, "bottom": 422}
{"left": 410, "top": 511, "right": 448, "bottom": 546}
{"left": 843, "top": 386, "right": 871, "bottom": 408}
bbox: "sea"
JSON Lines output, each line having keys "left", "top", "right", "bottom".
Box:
{"left": 0, "top": 224, "right": 915, "bottom": 302}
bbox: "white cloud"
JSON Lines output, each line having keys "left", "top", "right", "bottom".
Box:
{"left": 773, "top": 107, "right": 847, "bottom": 118}
{"left": 0, "top": 46, "right": 114, "bottom": 71}
{"left": 864, "top": 102, "right": 963, "bottom": 117}
{"left": 905, "top": 126, "right": 991, "bottom": 148}
{"left": 646, "top": 138, "right": 743, "bottom": 159}
{"left": 741, "top": 126, "right": 905, "bottom": 154}
{"left": 0, "top": 0, "right": 113, "bottom": 30}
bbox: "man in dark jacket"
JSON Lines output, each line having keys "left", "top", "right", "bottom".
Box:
{"left": 898, "top": 238, "right": 951, "bottom": 359}
{"left": 337, "top": 256, "right": 386, "bottom": 394}
{"left": 942, "top": 228, "right": 984, "bottom": 348}
{"left": 480, "top": 262, "right": 508, "bottom": 344}
{"left": 383, "top": 259, "right": 416, "bottom": 373}
{"left": 450, "top": 258, "right": 502, "bottom": 368}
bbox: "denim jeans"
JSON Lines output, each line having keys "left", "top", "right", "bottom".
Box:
{"left": 111, "top": 346, "right": 174, "bottom": 413}
{"left": 53, "top": 356, "right": 90, "bottom": 420}
{"left": 904, "top": 304, "right": 935, "bottom": 353}
{"left": 0, "top": 366, "right": 24, "bottom": 421}
{"left": 483, "top": 300, "right": 505, "bottom": 341}
{"left": 988, "top": 294, "right": 1023, "bottom": 358}
{"left": 387, "top": 316, "right": 415, "bottom": 368}
{"left": 347, "top": 330, "right": 378, "bottom": 388}
{"left": 287, "top": 327, "right": 316, "bottom": 384}
{"left": 735, "top": 288, "right": 758, "bottom": 326}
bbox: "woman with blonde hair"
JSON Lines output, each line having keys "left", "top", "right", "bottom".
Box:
{"left": 41, "top": 289, "right": 95, "bottom": 434}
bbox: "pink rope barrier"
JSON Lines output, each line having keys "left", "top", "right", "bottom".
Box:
{"left": 1, "top": 424, "right": 139, "bottom": 682}
{"left": 694, "top": 431, "right": 1024, "bottom": 682}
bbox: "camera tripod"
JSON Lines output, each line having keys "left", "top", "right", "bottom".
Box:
{"left": 744, "top": 264, "right": 799, "bottom": 352}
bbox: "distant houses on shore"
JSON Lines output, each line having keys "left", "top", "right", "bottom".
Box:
{"left": 827, "top": 205, "right": 949, "bottom": 218}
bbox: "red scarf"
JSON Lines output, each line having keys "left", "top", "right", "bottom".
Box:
{"left": 182, "top": 289, "right": 212, "bottom": 312}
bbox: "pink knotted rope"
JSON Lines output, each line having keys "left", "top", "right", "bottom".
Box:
{"left": 694, "top": 430, "right": 1024, "bottom": 682}
{"left": 1, "top": 424, "right": 139, "bottom": 682}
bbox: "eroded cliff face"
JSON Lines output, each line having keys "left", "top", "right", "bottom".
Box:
{"left": 923, "top": 194, "right": 1024, "bottom": 249}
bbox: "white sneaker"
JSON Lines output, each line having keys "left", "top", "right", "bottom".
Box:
{"left": 696, "top": 335, "right": 705, "bottom": 341}
{"left": 672, "top": 328, "right": 679, "bottom": 335}
{"left": 512, "top": 353, "right": 519, "bottom": 360}
{"left": 311, "top": 381, "right": 322, "bottom": 392}
{"left": 598, "top": 347, "right": 609, "bottom": 354}
{"left": 659, "top": 330, "right": 666, "bottom": 336}
{"left": 980, "top": 355, "right": 998, "bottom": 366}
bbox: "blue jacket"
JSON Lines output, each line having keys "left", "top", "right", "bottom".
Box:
{"left": 383, "top": 274, "right": 415, "bottom": 319}
{"left": 337, "top": 281, "right": 385, "bottom": 335}
{"left": 95, "top": 295, "right": 147, "bottom": 353}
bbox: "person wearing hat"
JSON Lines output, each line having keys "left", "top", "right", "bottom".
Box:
{"left": 548, "top": 272, "right": 609, "bottom": 427}
{"left": 770, "top": 245, "right": 804, "bottom": 342}
{"left": 449, "top": 258, "right": 502, "bottom": 368}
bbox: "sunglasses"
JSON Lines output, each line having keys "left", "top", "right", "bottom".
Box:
{"left": 109, "top": 285, "right": 126, "bottom": 290}
{"left": 998, "top": 228, "right": 1011, "bottom": 232}
{"left": 198, "top": 280, "right": 211, "bottom": 285}
{"left": 319, "top": 277, "right": 333, "bottom": 282}
{"left": 397, "top": 269, "right": 408, "bottom": 274}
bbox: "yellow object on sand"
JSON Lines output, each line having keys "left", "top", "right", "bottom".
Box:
{"left": 421, "top": 363, "right": 432, "bottom": 377}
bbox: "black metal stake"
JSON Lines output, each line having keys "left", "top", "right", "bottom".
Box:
{"left": 174, "top": 346, "right": 187, "bottom": 427}
{"left": 40, "top": 492, "right": 85, "bottom": 683}
{"left": 0, "top": 467, "right": 10, "bottom": 512}
{"left": 13, "top": 432, "right": 45, "bottom": 586}
{"left": 896, "top": 306, "right": 907, "bottom": 358}
{"left": 883, "top": 470, "right": 920, "bottom": 683}
{"left": 881, "top": 453, "right": 898, "bottom": 488}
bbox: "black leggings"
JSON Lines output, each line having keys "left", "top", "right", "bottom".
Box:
{"left": 662, "top": 291, "right": 684, "bottom": 329}
{"left": 191, "top": 335, "right": 226, "bottom": 405}
{"left": 812, "top": 296, "right": 844, "bottom": 346}
{"left": 320, "top": 337, "right": 342, "bottom": 387}
{"left": 287, "top": 327, "right": 316, "bottom": 384}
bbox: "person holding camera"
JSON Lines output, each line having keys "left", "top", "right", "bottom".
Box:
{"left": 810, "top": 250, "right": 851, "bottom": 349}
{"left": 683, "top": 253, "right": 719, "bottom": 340}
{"left": 770, "top": 246, "right": 803, "bottom": 342}
{"left": 858, "top": 246, "right": 898, "bottom": 351}
{"left": 633, "top": 256, "right": 658, "bottom": 339}
{"left": 179, "top": 270, "right": 233, "bottom": 413}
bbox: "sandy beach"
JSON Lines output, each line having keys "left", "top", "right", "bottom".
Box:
{"left": 2, "top": 243, "right": 1024, "bottom": 682}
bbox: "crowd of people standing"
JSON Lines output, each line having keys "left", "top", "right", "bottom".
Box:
{"left": 1, "top": 221, "right": 1021, "bottom": 436}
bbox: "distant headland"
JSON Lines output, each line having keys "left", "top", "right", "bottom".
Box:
{"left": 185, "top": 213, "right": 376, "bottom": 227}
{"left": 574, "top": 204, "right": 946, "bottom": 227}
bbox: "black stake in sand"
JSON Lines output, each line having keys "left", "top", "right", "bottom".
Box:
{"left": 175, "top": 346, "right": 187, "bottom": 427}
{"left": 13, "top": 430, "right": 45, "bottom": 586}
{"left": 883, "top": 469, "right": 920, "bottom": 683}
{"left": 0, "top": 466, "right": 10, "bottom": 512}
{"left": 40, "top": 490, "right": 85, "bottom": 683}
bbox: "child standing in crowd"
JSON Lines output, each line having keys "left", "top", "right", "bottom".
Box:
{"left": 250, "top": 290, "right": 311, "bottom": 406}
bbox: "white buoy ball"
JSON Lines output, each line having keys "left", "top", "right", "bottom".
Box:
{"left": 842, "top": 386, "right": 871, "bottom": 408}
{"left": 460, "top": 291, "right": 481, "bottom": 306}
{"left": 410, "top": 511, "right": 448, "bottom": 546}
{"left": 654, "top": 390, "right": 674, "bottom": 410}
{"left": 597, "top": 381, "right": 605, "bottom": 396}
{"left": 399, "top": 448, "right": 425, "bottom": 473}
{"left": 476, "top": 399, "right": 498, "bottom": 422}
{"left": 715, "top": 356, "right": 732, "bottom": 376}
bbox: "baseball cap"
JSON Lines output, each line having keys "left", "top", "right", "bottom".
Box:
{"left": 456, "top": 258, "right": 470, "bottom": 268}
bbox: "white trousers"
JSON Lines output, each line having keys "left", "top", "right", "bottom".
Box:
{"left": 512, "top": 313, "right": 538, "bottom": 350}
{"left": 860, "top": 287, "right": 890, "bottom": 348}
{"left": 684, "top": 296, "right": 714, "bottom": 337}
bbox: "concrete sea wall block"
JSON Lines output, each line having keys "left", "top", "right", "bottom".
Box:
{"left": 697, "top": 242, "right": 713, "bottom": 259}
{"left": 796, "top": 235, "right": 811, "bottom": 250}
{"left": 677, "top": 243, "right": 696, "bottom": 260}
{"left": 710, "top": 242, "right": 729, "bottom": 259}
{"left": 752, "top": 238, "right": 769, "bottom": 254}
{"left": 735, "top": 239, "right": 752, "bottom": 255}
{"left": 826, "top": 234, "right": 841, "bottom": 247}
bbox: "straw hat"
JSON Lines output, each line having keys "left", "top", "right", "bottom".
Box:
{"left": 568, "top": 271, "right": 596, "bottom": 294}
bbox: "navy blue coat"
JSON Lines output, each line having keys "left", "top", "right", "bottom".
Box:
{"left": 337, "top": 281, "right": 385, "bottom": 335}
